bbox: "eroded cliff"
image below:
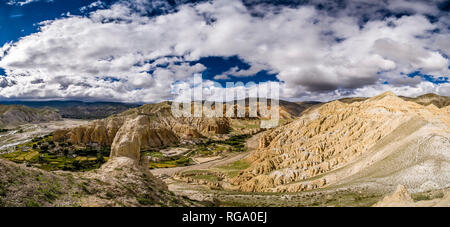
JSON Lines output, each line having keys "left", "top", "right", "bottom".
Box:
{"left": 232, "top": 92, "right": 450, "bottom": 193}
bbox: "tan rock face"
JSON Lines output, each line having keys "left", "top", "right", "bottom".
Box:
{"left": 443, "top": 105, "right": 450, "bottom": 114}
{"left": 232, "top": 92, "right": 450, "bottom": 192}
{"left": 110, "top": 116, "right": 147, "bottom": 161}
{"left": 53, "top": 117, "right": 124, "bottom": 146}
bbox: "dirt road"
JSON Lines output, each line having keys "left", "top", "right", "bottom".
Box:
{"left": 150, "top": 151, "right": 250, "bottom": 176}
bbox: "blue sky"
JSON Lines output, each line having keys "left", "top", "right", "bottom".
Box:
{"left": 0, "top": 1, "right": 116, "bottom": 44}
{"left": 193, "top": 56, "right": 279, "bottom": 86}
{"left": 0, "top": 0, "right": 448, "bottom": 102}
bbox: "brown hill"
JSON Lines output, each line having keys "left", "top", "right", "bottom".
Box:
{"left": 0, "top": 105, "right": 61, "bottom": 128}
{"left": 231, "top": 91, "right": 450, "bottom": 193}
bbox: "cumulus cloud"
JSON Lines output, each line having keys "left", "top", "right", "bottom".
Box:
{"left": 0, "top": 0, "right": 448, "bottom": 102}
{"left": 214, "top": 63, "right": 271, "bottom": 80}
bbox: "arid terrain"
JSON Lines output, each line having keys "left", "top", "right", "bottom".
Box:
{"left": 0, "top": 93, "right": 449, "bottom": 207}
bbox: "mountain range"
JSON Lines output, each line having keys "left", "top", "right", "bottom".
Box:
{"left": 0, "top": 101, "right": 140, "bottom": 119}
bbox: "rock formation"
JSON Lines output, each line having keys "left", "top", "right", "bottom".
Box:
{"left": 53, "top": 102, "right": 230, "bottom": 166}
{"left": 232, "top": 92, "right": 450, "bottom": 193}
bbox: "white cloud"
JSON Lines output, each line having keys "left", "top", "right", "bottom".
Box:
{"left": 7, "top": 0, "right": 54, "bottom": 6}
{"left": 80, "top": 1, "right": 105, "bottom": 12}
{"left": 0, "top": 0, "right": 448, "bottom": 102}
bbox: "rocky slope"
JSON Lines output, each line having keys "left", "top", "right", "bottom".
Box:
{"left": 0, "top": 157, "right": 196, "bottom": 207}
{"left": 0, "top": 105, "right": 61, "bottom": 128}
{"left": 231, "top": 92, "right": 450, "bottom": 193}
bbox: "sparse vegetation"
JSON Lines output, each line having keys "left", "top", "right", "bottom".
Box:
{"left": 216, "top": 160, "right": 251, "bottom": 178}
{"left": 25, "top": 199, "right": 41, "bottom": 207}
{"left": 412, "top": 190, "right": 445, "bottom": 202}
{"left": 136, "top": 196, "right": 155, "bottom": 205}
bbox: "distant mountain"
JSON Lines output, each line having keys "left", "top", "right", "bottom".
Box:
{"left": 400, "top": 93, "right": 450, "bottom": 108}
{"left": 223, "top": 98, "right": 317, "bottom": 120}
{"left": 296, "top": 93, "right": 449, "bottom": 110}
{"left": 338, "top": 93, "right": 450, "bottom": 107}
{"left": 0, "top": 101, "right": 140, "bottom": 119}
{"left": 0, "top": 105, "right": 61, "bottom": 128}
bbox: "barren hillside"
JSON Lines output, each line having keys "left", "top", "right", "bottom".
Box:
{"left": 0, "top": 157, "right": 196, "bottom": 207}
